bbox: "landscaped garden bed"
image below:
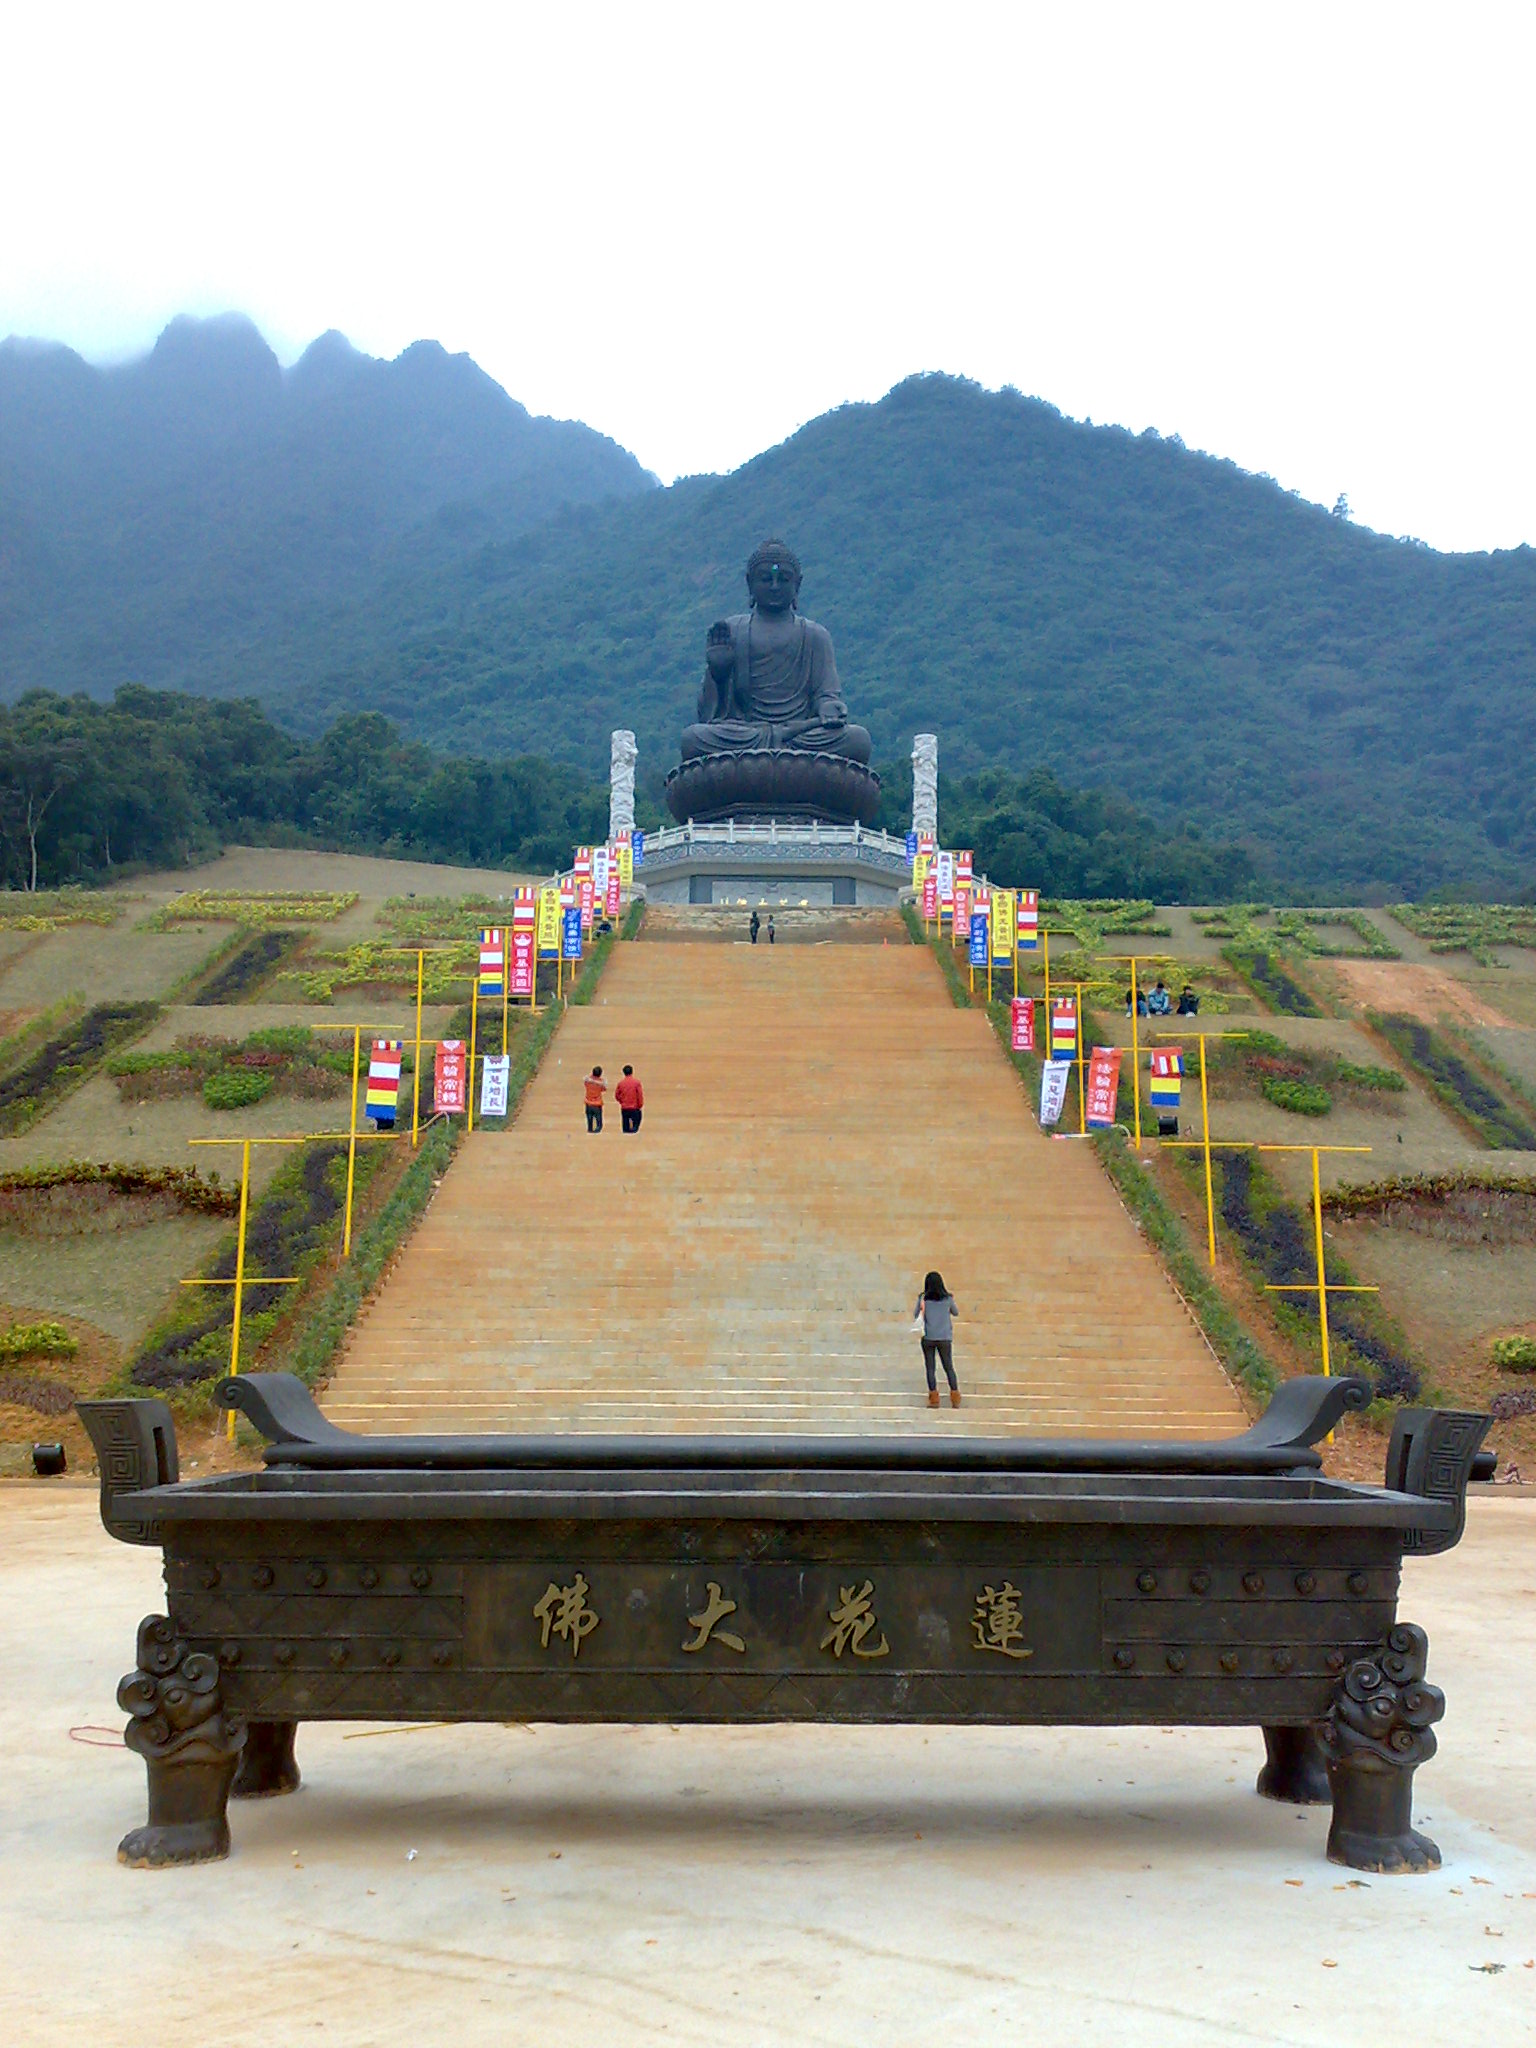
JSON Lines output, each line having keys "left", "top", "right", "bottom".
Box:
{"left": 1207, "top": 1028, "right": 1406, "bottom": 1119}
{"left": 190, "top": 929, "right": 305, "bottom": 1004}
{"left": 1390, "top": 902, "right": 1536, "bottom": 966}
{"left": 273, "top": 939, "right": 475, "bottom": 1004}
{"left": 1369, "top": 1012, "right": 1536, "bottom": 1149}
{"left": 0, "top": 1161, "right": 238, "bottom": 1229}
{"left": 0, "top": 893, "right": 121, "bottom": 933}
{"left": 149, "top": 889, "right": 358, "bottom": 930}
{"left": 1222, "top": 947, "right": 1324, "bottom": 1017}
{"left": 1320, "top": 1170, "right": 1536, "bottom": 1245}
{"left": 108, "top": 1026, "right": 355, "bottom": 1110}
{"left": 0, "top": 1001, "right": 159, "bottom": 1135}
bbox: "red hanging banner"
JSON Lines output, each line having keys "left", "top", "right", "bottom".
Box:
{"left": 1010, "top": 996, "right": 1035, "bottom": 1053}
{"left": 434, "top": 1040, "right": 467, "bottom": 1116}
{"left": 922, "top": 870, "right": 938, "bottom": 921}
{"left": 1085, "top": 1045, "right": 1123, "bottom": 1129}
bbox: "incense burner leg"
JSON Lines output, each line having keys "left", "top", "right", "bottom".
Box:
{"left": 1317, "top": 1623, "right": 1443, "bottom": 1873}
{"left": 233, "top": 1719, "right": 301, "bottom": 1799}
{"left": 116, "top": 1615, "right": 245, "bottom": 1868}
{"left": 1256, "top": 1725, "right": 1331, "bottom": 1805}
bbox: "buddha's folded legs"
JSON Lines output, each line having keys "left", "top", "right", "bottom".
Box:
{"left": 680, "top": 720, "right": 872, "bottom": 765}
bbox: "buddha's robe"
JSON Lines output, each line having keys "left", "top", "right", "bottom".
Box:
{"left": 680, "top": 610, "right": 872, "bottom": 763}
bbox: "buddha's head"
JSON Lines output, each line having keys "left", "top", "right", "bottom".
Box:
{"left": 746, "top": 539, "right": 801, "bottom": 615}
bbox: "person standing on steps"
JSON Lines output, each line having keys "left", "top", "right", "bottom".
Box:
{"left": 615, "top": 1064, "right": 644, "bottom": 1133}
{"left": 913, "top": 1270, "right": 961, "bottom": 1408}
{"left": 583, "top": 1066, "right": 606, "bottom": 1133}
{"left": 749, "top": 910, "right": 760, "bottom": 945}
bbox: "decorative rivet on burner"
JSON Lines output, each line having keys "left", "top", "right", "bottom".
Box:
{"left": 1272, "top": 1648, "right": 1294, "bottom": 1673}
{"left": 1347, "top": 1572, "right": 1369, "bottom": 1596}
{"left": 305, "top": 1563, "right": 327, "bottom": 1589}
{"left": 430, "top": 1644, "right": 452, "bottom": 1669}
{"left": 380, "top": 1644, "right": 402, "bottom": 1668}
{"left": 1136, "top": 1571, "right": 1157, "bottom": 1595}
{"left": 198, "top": 1564, "right": 220, "bottom": 1590}
{"left": 1113, "top": 1647, "right": 1136, "bottom": 1670}
{"left": 358, "top": 1565, "right": 379, "bottom": 1589}
{"left": 1294, "top": 1571, "right": 1316, "bottom": 1595}
{"left": 251, "top": 1564, "right": 274, "bottom": 1589}
{"left": 329, "top": 1644, "right": 349, "bottom": 1668}
{"left": 218, "top": 1641, "right": 241, "bottom": 1667}
{"left": 1219, "top": 1651, "right": 1240, "bottom": 1674}
{"left": 1326, "top": 1649, "right": 1346, "bottom": 1674}
{"left": 410, "top": 1565, "right": 433, "bottom": 1591}
{"left": 273, "top": 1643, "right": 295, "bottom": 1667}
{"left": 1242, "top": 1572, "right": 1265, "bottom": 1596}
{"left": 1189, "top": 1569, "right": 1211, "bottom": 1595}
{"left": 1165, "top": 1648, "right": 1187, "bottom": 1673}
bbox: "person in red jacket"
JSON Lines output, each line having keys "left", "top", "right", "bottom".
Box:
{"left": 615, "top": 1064, "right": 644, "bottom": 1134}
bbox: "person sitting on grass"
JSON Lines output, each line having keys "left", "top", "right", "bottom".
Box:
{"left": 1176, "top": 984, "right": 1201, "bottom": 1016}
{"left": 1147, "top": 978, "right": 1172, "bottom": 1016}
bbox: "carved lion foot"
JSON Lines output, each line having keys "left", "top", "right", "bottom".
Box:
{"left": 233, "top": 1719, "right": 301, "bottom": 1799}
{"left": 116, "top": 1615, "right": 244, "bottom": 1868}
{"left": 1256, "top": 1725, "right": 1331, "bottom": 1805}
{"left": 1317, "top": 1622, "right": 1443, "bottom": 1874}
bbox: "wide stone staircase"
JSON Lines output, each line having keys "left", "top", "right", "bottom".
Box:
{"left": 322, "top": 935, "right": 1248, "bottom": 1437}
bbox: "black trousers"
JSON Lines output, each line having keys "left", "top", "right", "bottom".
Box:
{"left": 921, "top": 1339, "right": 957, "bottom": 1391}
{"left": 585, "top": 1104, "right": 602, "bottom": 1132}
{"left": 621, "top": 1106, "right": 642, "bottom": 1133}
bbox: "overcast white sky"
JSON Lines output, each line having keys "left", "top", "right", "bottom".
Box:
{"left": 3, "top": 3, "right": 1532, "bottom": 552}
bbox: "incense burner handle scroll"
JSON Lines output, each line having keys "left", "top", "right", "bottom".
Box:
{"left": 75, "top": 1396, "right": 178, "bottom": 1545}
{"left": 1387, "top": 1407, "right": 1491, "bottom": 1555}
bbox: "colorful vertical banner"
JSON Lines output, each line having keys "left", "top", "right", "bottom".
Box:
{"left": 969, "top": 910, "right": 989, "bottom": 966}
{"left": 1150, "top": 1047, "right": 1183, "bottom": 1130}
{"left": 953, "top": 882, "right": 971, "bottom": 937}
{"left": 562, "top": 908, "right": 583, "bottom": 960}
{"left": 913, "top": 852, "right": 931, "bottom": 895}
{"left": 992, "top": 889, "right": 1016, "bottom": 961}
{"left": 1050, "top": 995, "right": 1078, "bottom": 1062}
{"left": 936, "top": 850, "right": 955, "bottom": 913}
{"left": 592, "top": 844, "right": 610, "bottom": 907}
{"left": 433, "top": 1040, "right": 467, "bottom": 1116}
{"left": 616, "top": 835, "right": 634, "bottom": 888}
{"left": 1016, "top": 889, "right": 1039, "bottom": 953}
{"left": 574, "top": 847, "right": 594, "bottom": 933}
{"left": 632, "top": 830, "right": 645, "bottom": 868}
{"left": 1039, "top": 1059, "right": 1072, "bottom": 1127}
{"left": 480, "top": 1052, "right": 510, "bottom": 1119}
{"left": 536, "top": 885, "right": 561, "bottom": 955}
{"left": 477, "top": 928, "right": 505, "bottom": 999}
{"left": 919, "top": 831, "right": 936, "bottom": 862}
{"left": 510, "top": 928, "right": 536, "bottom": 997}
{"left": 905, "top": 830, "right": 919, "bottom": 863}
{"left": 604, "top": 851, "right": 622, "bottom": 918}
{"left": 1010, "top": 996, "right": 1035, "bottom": 1053}
{"left": 365, "top": 1039, "right": 402, "bottom": 1128}
{"left": 956, "top": 850, "right": 973, "bottom": 890}
{"left": 1085, "top": 1045, "right": 1123, "bottom": 1129}
{"left": 921, "top": 869, "right": 938, "bottom": 921}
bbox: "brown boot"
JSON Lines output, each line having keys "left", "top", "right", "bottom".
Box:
{"left": 927, "top": 1390, "right": 940, "bottom": 1408}
{"left": 950, "top": 1388, "right": 962, "bottom": 1408}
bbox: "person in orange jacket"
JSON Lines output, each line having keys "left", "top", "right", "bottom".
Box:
{"left": 583, "top": 1066, "right": 606, "bottom": 1133}
{"left": 615, "top": 1064, "right": 644, "bottom": 1134}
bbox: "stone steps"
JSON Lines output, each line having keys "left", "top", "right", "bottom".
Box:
{"left": 321, "top": 943, "right": 1248, "bottom": 1438}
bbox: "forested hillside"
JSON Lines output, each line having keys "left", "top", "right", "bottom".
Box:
{"left": 335, "top": 375, "right": 1535, "bottom": 898}
{"left": 0, "top": 313, "right": 654, "bottom": 701}
{"left": 0, "top": 686, "right": 1251, "bottom": 900}
{"left": 4, "top": 323, "right": 1533, "bottom": 897}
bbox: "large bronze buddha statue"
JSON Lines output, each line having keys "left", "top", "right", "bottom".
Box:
{"left": 664, "top": 540, "right": 881, "bottom": 825}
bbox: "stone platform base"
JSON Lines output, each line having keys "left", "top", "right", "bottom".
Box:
{"left": 637, "top": 822, "right": 910, "bottom": 907}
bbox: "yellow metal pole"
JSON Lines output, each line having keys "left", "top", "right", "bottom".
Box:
{"left": 1311, "top": 1145, "right": 1331, "bottom": 1377}
{"left": 411, "top": 949, "right": 424, "bottom": 1150}
{"left": 502, "top": 933, "right": 509, "bottom": 1056}
{"left": 1130, "top": 957, "right": 1142, "bottom": 1148}
{"left": 1076, "top": 981, "right": 1086, "bottom": 1135}
{"left": 468, "top": 979, "right": 479, "bottom": 1134}
{"left": 1200, "top": 1036, "right": 1216, "bottom": 1265}
{"left": 225, "top": 1137, "right": 251, "bottom": 1442}
{"left": 1012, "top": 937, "right": 1018, "bottom": 1000}
{"left": 343, "top": 1026, "right": 360, "bottom": 1258}
{"left": 1043, "top": 928, "right": 1051, "bottom": 1015}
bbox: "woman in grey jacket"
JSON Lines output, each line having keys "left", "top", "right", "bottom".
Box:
{"left": 914, "top": 1270, "right": 961, "bottom": 1409}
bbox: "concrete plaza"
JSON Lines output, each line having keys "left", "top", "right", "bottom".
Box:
{"left": 2, "top": 1486, "right": 1532, "bottom": 2046}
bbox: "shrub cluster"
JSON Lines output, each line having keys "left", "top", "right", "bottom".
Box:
{"left": 0, "top": 1002, "right": 159, "bottom": 1135}
{"left": 0, "top": 1320, "right": 76, "bottom": 1360}
{"left": 1492, "top": 1336, "right": 1536, "bottom": 1373}
{"left": 1370, "top": 1012, "right": 1536, "bottom": 1150}
{"left": 1223, "top": 947, "right": 1323, "bottom": 1017}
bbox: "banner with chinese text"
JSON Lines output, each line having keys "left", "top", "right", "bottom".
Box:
{"left": 1086, "top": 1046, "right": 1123, "bottom": 1129}
{"left": 969, "top": 910, "right": 989, "bottom": 966}
{"left": 562, "top": 908, "right": 583, "bottom": 961}
{"left": 1010, "top": 996, "right": 1035, "bottom": 1053}
{"left": 510, "top": 929, "right": 536, "bottom": 997}
{"left": 536, "top": 886, "right": 561, "bottom": 954}
{"left": 936, "top": 850, "right": 955, "bottom": 911}
{"left": 1039, "top": 1058, "right": 1071, "bottom": 1127}
{"left": 480, "top": 1052, "right": 510, "bottom": 1119}
{"left": 921, "top": 869, "right": 938, "bottom": 921}
{"left": 434, "top": 1040, "right": 467, "bottom": 1116}
{"left": 992, "top": 889, "right": 1016, "bottom": 960}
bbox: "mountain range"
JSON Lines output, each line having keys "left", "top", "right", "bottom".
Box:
{"left": 2, "top": 314, "right": 1533, "bottom": 896}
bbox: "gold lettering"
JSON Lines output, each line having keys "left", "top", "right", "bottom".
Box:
{"left": 533, "top": 1573, "right": 600, "bottom": 1658}
{"left": 681, "top": 1582, "right": 746, "bottom": 1655}
{"left": 820, "top": 1581, "right": 890, "bottom": 1660}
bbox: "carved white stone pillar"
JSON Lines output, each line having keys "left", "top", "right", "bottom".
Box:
{"left": 912, "top": 733, "right": 938, "bottom": 837}
{"left": 608, "top": 730, "right": 637, "bottom": 840}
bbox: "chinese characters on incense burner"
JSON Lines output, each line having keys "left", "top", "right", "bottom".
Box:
{"left": 526, "top": 1571, "right": 1034, "bottom": 1663}
{"left": 664, "top": 538, "right": 882, "bottom": 826}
